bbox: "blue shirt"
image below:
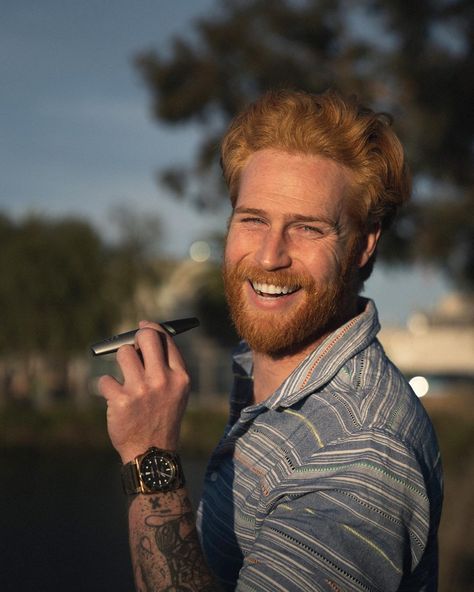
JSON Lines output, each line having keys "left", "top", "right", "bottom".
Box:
{"left": 197, "top": 299, "right": 443, "bottom": 591}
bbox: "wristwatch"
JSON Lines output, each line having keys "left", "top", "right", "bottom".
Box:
{"left": 121, "top": 447, "right": 185, "bottom": 495}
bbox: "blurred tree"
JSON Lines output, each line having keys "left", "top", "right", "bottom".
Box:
{"left": 0, "top": 212, "right": 162, "bottom": 402}
{"left": 135, "top": 0, "right": 473, "bottom": 289}
{"left": 1, "top": 216, "right": 115, "bottom": 355}
{"left": 105, "top": 205, "right": 163, "bottom": 322}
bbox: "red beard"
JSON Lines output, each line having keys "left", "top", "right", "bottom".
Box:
{"left": 223, "top": 256, "right": 358, "bottom": 358}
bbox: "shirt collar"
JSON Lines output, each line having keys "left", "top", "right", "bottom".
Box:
{"left": 231, "top": 298, "right": 380, "bottom": 411}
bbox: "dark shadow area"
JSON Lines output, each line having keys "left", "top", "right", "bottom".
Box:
{"left": 0, "top": 448, "right": 207, "bottom": 592}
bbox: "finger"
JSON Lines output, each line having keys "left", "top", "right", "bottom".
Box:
{"left": 163, "top": 332, "right": 188, "bottom": 372}
{"left": 116, "top": 343, "right": 146, "bottom": 385}
{"left": 137, "top": 321, "right": 187, "bottom": 372}
{"left": 139, "top": 322, "right": 187, "bottom": 372}
{"left": 138, "top": 321, "right": 170, "bottom": 363}
{"left": 135, "top": 327, "right": 169, "bottom": 373}
{"left": 139, "top": 320, "right": 161, "bottom": 331}
{"left": 97, "top": 374, "right": 123, "bottom": 401}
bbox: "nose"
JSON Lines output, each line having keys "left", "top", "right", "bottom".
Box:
{"left": 254, "top": 228, "right": 292, "bottom": 270}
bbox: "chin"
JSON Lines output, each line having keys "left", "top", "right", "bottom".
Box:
{"left": 232, "top": 296, "right": 344, "bottom": 358}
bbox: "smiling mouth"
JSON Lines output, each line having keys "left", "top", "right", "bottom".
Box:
{"left": 250, "top": 280, "right": 301, "bottom": 297}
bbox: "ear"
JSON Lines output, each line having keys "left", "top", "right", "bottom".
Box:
{"left": 357, "top": 224, "right": 381, "bottom": 268}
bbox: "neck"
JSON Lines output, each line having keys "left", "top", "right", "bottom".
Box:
{"left": 251, "top": 335, "right": 325, "bottom": 404}
{"left": 251, "top": 298, "right": 361, "bottom": 405}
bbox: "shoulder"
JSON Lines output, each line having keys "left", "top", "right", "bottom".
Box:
{"left": 269, "top": 339, "right": 442, "bottom": 498}
{"left": 298, "top": 337, "right": 438, "bottom": 452}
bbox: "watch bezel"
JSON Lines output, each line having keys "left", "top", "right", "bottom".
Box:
{"left": 121, "top": 447, "right": 184, "bottom": 495}
{"left": 138, "top": 448, "right": 178, "bottom": 493}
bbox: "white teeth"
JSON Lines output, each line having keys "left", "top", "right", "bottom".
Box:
{"left": 251, "top": 281, "right": 298, "bottom": 295}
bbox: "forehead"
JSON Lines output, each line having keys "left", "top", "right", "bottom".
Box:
{"left": 236, "top": 149, "right": 352, "bottom": 218}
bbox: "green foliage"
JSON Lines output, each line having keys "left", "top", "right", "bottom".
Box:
{"left": 0, "top": 211, "right": 161, "bottom": 356}
{"left": 135, "top": 0, "right": 474, "bottom": 289}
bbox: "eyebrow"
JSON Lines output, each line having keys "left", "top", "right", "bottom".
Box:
{"left": 233, "top": 207, "right": 339, "bottom": 230}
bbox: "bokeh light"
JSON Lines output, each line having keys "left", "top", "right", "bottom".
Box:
{"left": 189, "top": 240, "right": 211, "bottom": 262}
{"left": 409, "top": 376, "right": 430, "bottom": 398}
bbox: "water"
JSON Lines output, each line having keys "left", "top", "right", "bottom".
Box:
{"left": 0, "top": 449, "right": 207, "bottom": 592}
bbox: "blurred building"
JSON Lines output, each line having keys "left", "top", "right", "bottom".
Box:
{"left": 379, "top": 293, "right": 474, "bottom": 398}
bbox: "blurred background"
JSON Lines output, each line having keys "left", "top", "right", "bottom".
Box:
{"left": 1, "top": 1, "right": 472, "bottom": 590}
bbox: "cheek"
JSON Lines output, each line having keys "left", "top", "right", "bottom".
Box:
{"left": 302, "top": 242, "right": 345, "bottom": 281}
{"left": 224, "top": 229, "right": 254, "bottom": 265}
{"left": 223, "top": 235, "right": 238, "bottom": 267}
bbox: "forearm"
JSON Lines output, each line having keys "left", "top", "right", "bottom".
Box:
{"left": 129, "top": 487, "right": 217, "bottom": 592}
{"left": 98, "top": 325, "right": 216, "bottom": 589}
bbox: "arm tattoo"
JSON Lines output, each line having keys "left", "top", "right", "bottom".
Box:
{"left": 129, "top": 489, "right": 217, "bottom": 592}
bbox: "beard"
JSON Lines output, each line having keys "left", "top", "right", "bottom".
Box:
{"left": 222, "top": 253, "right": 359, "bottom": 359}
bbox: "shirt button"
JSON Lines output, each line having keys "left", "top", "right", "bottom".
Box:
{"left": 210, "top": 472, "right": 218, "bottom": 482}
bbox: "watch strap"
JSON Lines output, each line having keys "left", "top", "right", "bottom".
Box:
{"left": 121, "top": 459, "right": 141, "bottom": 495}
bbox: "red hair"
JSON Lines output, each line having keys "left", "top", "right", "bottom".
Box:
{"left": 221, "top": 89, "right": 411, "bottom": 234}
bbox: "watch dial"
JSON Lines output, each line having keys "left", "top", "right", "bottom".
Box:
{"left": 141, "top": 452, "right": 176, "bottom": 491}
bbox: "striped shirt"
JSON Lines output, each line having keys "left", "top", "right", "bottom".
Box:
{"left": 197, "top": 299, "right": 443, "bottom": 591}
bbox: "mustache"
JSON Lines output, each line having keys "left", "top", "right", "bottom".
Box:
{"left": 223, "top": 261, "right": 316, "bottom": 291}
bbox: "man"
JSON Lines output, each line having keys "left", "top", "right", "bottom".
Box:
{"left": 99, "top": 89, "right": 443, "bottom": 591}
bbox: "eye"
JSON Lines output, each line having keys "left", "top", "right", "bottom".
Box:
{"left": 299, "top": 224, "right": 324, "bottom": 236}
{"left": 240, "top": 216, "right": 266, "bottom": 226}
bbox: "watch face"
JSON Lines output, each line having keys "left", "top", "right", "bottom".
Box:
{"left": 140, "top": 450, "right": 177, "bottom": 492}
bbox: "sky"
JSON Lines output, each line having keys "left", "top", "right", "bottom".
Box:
{"left": 0, "top": 0, "right": 452, "bottom": 326}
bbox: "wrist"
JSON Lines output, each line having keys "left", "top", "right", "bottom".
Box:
{"left": 119, "top": 438, "right": 179, "bottom": 465}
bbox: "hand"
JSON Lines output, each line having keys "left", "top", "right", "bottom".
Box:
{"left": 98, "top": 321, "right": 191, "bottom": 463}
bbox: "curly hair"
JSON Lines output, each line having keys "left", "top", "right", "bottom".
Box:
{"left": 221, "top": 89, "right": 411, "bottom": 235}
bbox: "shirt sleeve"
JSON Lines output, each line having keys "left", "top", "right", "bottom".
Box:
{"left": 235, "top": 429, "right": 437, "bottom": 592}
